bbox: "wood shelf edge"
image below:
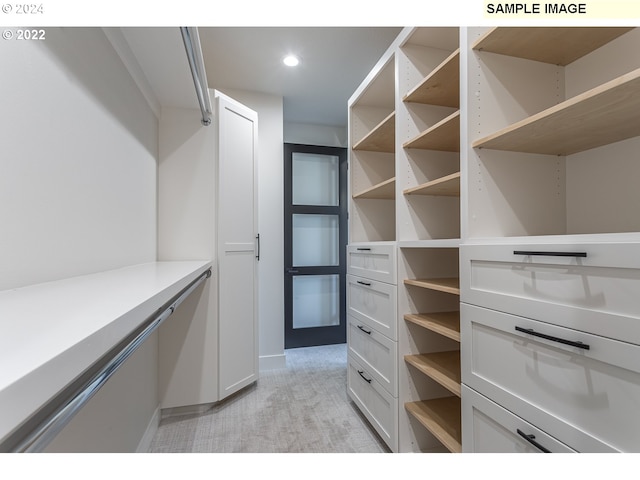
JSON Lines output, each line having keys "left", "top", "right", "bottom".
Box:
{"left": 352, "top": 177, "right": 396, "bottom": 200}
{"left": 404, "top": 312, "right": 461, "bottom": 342}
{"left": 405, "top": 398, "right": 462, "bottom": 453}
{"left": 471, "top": 27, "right": 635, "bottom": 65}
{"left": 403, "top": 49, "right": 460, "bottom": 107}
{"left": 472, "top": 68, "right": 640, "bottom": 155}
{"left": 405, "top": 352, "right": 461, "bottom": 397}
{"left": 403, "top": 172, "right": 461, "bottom": 196}
{"left": 404, "top": 277, "right": 460, "bottom": 295}
{"left": 403, "top": 110, "right": 460, "bottom": 151}
{"left": 352, "top": 111, "right": 396, "bottom": 153}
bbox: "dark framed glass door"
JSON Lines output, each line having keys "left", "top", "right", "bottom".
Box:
{"left": 284, "top": 143, "right": 348, "bottom": 349}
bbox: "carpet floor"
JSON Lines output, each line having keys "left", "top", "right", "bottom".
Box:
{"left": 149, "top": 343, "right": 390, "bottom": 453}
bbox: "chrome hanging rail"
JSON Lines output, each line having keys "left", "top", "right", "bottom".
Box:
{"left": 181, "top": 27, "right": 213, "bottom": 126}
{"left": 1, "top": 268, "right": 211, "bottom": 453}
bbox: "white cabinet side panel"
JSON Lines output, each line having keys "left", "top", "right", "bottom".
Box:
{"left": 216, "top": 93, "right": 259, "bottom": 399}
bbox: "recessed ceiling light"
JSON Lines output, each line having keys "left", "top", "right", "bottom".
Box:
{"left": 283, "top": 55, "right": 300, "bottom": 67}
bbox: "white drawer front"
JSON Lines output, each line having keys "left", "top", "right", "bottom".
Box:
{"left": 462, "top": 385, "right": 576, "bottom": 453}
{"left": 347, "top": 355, "right": 398, "bottom": 451}
{"left": 461, "top": 242, "right": 640, "bottom": 344}
{"left": 347, "top": 275, "right": 397, "bottom": 340}
{"left": 347, "top": 244, "right": 396, "bottom": 285}
{"left": 347, "top": 315, "right": 397, "bottom": 396}
{"left": 461, "top": 303, "right": 640, "bottom": 452}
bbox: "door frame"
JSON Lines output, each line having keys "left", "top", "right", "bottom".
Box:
{"left": 283, "top": 143, "right": 348, "bottom": 349}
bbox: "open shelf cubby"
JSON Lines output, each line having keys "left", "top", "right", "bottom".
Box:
{"left": 405, "top": 397, "right": 462, "bottom": 453}
{"left": 404, "top": 111, "right": 460, "bottom": 152}
{"left": 404, "top": 311, "right": 460, "bottom": 342}
{"left": 405, "top": 352, "right": 461, "bottom": 397}
{"left": 403, "top": 49, "right": 460, "bottom": 107}
{"left": 353, "top": 112, "right": 395, "bottom": 153}
{"left": 467, "top": 26, "right": 640, "bottom": 239}
{"left": 472, "top": 27, "right": 634, "bottom": 66}
{"left": 403, "top": 171, "right": 460, "bottom": 197}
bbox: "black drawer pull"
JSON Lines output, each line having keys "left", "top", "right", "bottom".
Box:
{"left": 356, "top": 280, "right": 372, "bottom": 286}
{"left": 356, "top": 247, "right": 371, "bottom": 251}
{"left": 514, "top": 250, "right": 587, "bottom": 258}
{"left": 515, "top": 326, "right": 590, "bottom": 350}
{"left": 357, "top": 370, "right": 372, "bottom": 383}
{"left": 517, "top": 429, "right": 551, "bottom": 453}
{"left": 357, "top": 325, "right": 372, "bottom": 335}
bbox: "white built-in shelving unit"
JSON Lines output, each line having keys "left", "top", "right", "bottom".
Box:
{"left": 466, "top": 26, "right": 640, "bottom": 239}
{"left": 349, "top": 52, "right": 397, "bottom": 243}
{"left": 348, "top": 25, "right": 640, "bottom": 454}
{"left": 396, "top": 27, "right": 462, "bottom": 453}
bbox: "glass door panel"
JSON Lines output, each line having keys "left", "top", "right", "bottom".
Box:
{"left": 292, "top": 275, "right": 340, "bottom": 329}
{"left": 292, "top": 214, "right": 339, "bottom": 267}
{"left": 292, "top": 152, "right": 339, "bottom": 206}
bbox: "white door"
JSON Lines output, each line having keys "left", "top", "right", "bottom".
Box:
{"left": 216, "top": 91, "right": 259, "bottom": 400}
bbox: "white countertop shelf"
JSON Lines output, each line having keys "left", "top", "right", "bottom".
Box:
{"left": 0, "top": 260, "right": 212, "bottom": 443}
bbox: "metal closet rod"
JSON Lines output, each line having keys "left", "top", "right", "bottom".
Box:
{"left": 181, "top": 27, "right": 213, "bottom": 126}
{"left": 1, "top": 267, "right": 212, "bottom": 453}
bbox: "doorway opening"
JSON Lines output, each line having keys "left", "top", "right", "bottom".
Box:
{"left": 283, "top": 143, "right": 348, "bottom": 349}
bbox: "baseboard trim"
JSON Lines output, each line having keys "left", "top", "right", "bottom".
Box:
{"left": 160, "top": 402, "right": 216, "bottom": 420}
{"left": 259, "top": 353, "right": 286, "bottom": 371}
{"left": 136, "top": 405, "right": 160, "bottom": 453}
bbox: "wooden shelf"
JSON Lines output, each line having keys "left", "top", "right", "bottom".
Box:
{"left": 403, "top": 111, "right": 460, "bottom": 152}
{"left": 405, "top": 397, "right": 461, "bottom": 453}
{"left": 403, "top": 49, "right": 460, "bottom": 107}
{"left": 352, "top": 112, "right": 395, "bottom": 153}
{"left": 404, "top": 312, "right": 460, "bottom": 342}
{"left": 352, "top": 177, "right": 395, "bottom": 199}
{"left": 404, "top": 172, "right": 460, "bottom": 197}
{"left": 405, "top": 352, "right": 461, "bottom": 397}
{"left": 398, "top": 239, "right": 460, "bottom": 248}
{"left": 473, "top": 68, "right": 640, "bottom": 156}
{"left": 472, "top": 27, "right": 634, "bottom": 66}
{"left": 404, "top": 277, "right": 460, "bottom": 295}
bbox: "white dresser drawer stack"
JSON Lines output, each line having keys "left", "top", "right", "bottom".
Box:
{"left": 346, "top": 243, "right": 398, "bottom": 451}
{"left": 460, "top": 240, "right": 640, "bottom": 452}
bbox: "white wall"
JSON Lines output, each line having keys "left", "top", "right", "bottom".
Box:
{"left": 157, "top": 106, "right": 219, "bottom": 408}
{"left": 284, "top": 122, "right": 347, "bottom": 148}
{"left": 0, "top": 28, "right": 158, "bottom": 291}
{"left": 0, "top": 28, "right": 160, "bottom": 452}
{"left": 221, "top": 88, "right": 286, "bottom": 370}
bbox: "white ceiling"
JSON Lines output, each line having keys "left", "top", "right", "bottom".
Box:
{"left": 121, "top": 27, "right": 403, "bottom": 128}
{"left": 199, "top": 27, "right": 402, "bottom": 127}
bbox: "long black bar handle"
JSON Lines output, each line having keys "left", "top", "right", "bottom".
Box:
{"left": 356, "top": 247, "right": 371, "bottom": 251}
{"left": 515, "top": 326, "right": 590, "bottom": 350}
{"left": 357, "top": 370, "right": 372, "bottom": 383}
{"left": 256, "top": 234, "right": 260, "bottom": 261}
{"left": 517, "top": 429, "right": 551, "bottom": 453}
{"left": 356, "top": 280, "right": 372, "bottom": 286}
{"left": 357, "top": 325, "right": 372, "bottom": 335}
{"left": 514, "top": 250, "right": 587, "bottom": 258}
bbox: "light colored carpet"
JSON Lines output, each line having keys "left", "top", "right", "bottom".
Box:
{"left": 149, "top": 343, "right": 390, "bottom": 453}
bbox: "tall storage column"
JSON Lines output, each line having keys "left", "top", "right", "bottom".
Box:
{"left": 346, "top": 37, "right": 400, "bottom": 451}
{"left": 158, "top": 91, "right": 259, "bottom": 409}
{"left": 395, "top": 27, "right": 462, "bottom": 453}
